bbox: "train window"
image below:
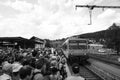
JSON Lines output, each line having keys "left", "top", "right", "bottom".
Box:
{"left": 78, "top": 45, "right": 87, "bottom": 49}
{"left": 69, "top": 40, "right": 87, "bottom": 43}
{"left": 64, "top": 45, "right": 67, "bottom": 50}
{"left": 62, "top": 44, "right": 67, "bottom": 50}
{"left": 69, "top": 45, "right": 87, "bottom": 49}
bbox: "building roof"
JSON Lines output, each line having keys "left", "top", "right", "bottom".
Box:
{"left": 0, "top": 36, "right": 45, "bottom": 45}
{"left": 30, "top": 36, "right": 45, "bottom": 44}
{"left": 0, "top": 37, "right": 29, "bottom": 42}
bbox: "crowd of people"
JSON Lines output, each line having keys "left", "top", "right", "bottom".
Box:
{"left": 0, "top": 47, "right": 68, "bottom": 80}
{"left": 0, "top": 47, "right": 85, "bottom": 80}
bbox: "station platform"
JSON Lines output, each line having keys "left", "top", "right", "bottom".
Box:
{"left": 65, "top": 64, "right": 72, "bottom": 76}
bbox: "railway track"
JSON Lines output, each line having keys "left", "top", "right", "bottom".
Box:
{"left": 68, "top": 63, "right": 103, "bottom": 80}
{"left": 88, "top": 54, "right": 120, "bottom": 66}
{"left": 88, "top": 55, "right": 120, "bottom": 70}
{"left": 79, "top": 65, "right": 102, "bottom": 80}
{"left": 88, "top": 59, "right": 120, "bottom": 80}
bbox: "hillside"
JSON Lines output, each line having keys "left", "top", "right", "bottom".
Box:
{"left": 72, "top": 23, "right": 120, "bottom": 42}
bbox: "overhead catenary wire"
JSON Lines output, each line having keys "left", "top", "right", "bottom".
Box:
{"left": 75, "top": 5, "right": 120, "bottom": 25}
{"left": 76, "top": 5, "right": 120, "bottom": 9}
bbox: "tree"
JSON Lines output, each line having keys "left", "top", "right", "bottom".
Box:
{"left": 105, "top": 24, "right": 120, "bottom": 55}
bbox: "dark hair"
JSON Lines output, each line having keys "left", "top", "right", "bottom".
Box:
{"left": 29, "top": 57, "right": 36, "bottom": 68}
{"left": 50, "top": 67, "right": 58, "bottom": 75}
{"left": 19, "top": 65, "right": 33, "bottom": 79}
{"left": 35, "top": 57, "right": 48, "bottom": 69}
{"left": 15, "top": 55, "right": 23, "bottom": 62}
{"left": 13, "top": 72, "right": 19, "bottom": 76}
{"left": 32, "top": 50, "right": 37, "bottom": 57}
{"left": 21, "top": 58, "right": 30, "bottom": 66}
{"left": 35, "top": 58, "right": 45, "bottom": 69}
{"left": 72, "top": 63, "right": 79, "bottom": 74}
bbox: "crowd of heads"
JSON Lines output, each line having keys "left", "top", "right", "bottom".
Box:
{"left": 0, "top": 47, "right": 68, "bottom": 80}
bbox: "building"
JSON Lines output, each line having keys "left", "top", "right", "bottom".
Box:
{"left": 30, "top": 36, "right": 46, "bottom": 49}
{"left": 0, "top": 36, "right": 46, "bottom": 49}
{"left": 0, "top": 37, "right": 34, "bottom": 49}
{"left": 88, "top": 44, "right": 103, "bottom": 54}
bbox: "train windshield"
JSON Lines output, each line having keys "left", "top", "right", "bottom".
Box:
{"left": 69, "top": 40, "right": 87, "bottom": 43}
{"left": 69, "top": 40, "right": 87, "bottom": 49}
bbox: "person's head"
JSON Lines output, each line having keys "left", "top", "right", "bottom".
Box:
{"left": 2, "top": 62, "right": 12, "bottom": 75}
{"left": 35, "top": 58, "right": 45, "bottom": 69}
{"left": 72, "top": 63, "right": 79, "bottom": 74}
{"left": 21, "top": 58, "right": 30, "bottom": 66}
{"left": 12, "top": 62, "right": 23, "bottom": 77}
{"left": 29, "top": 57, "right": 36, "bottom": 68}
{"left": 50, "top": 67, "right": 58, "bottom": 75}
{"left": 50, "top": 60, "right": 57, "bottom": 68}
{"left": 32, "top": 50, "right": 37, "bottom": 57}
{"left": 19, "top": 65, "right": 33, "bottom": 80}
{"left": 51, "top": 56, "right": 57, "bottom": 61}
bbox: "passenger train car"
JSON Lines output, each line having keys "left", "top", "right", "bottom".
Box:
{"left": 61, "top": 38, "right": 89, "bottom": 64}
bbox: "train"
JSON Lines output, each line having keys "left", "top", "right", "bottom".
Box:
{"left": 61, "top": 37, "right": 89, "bottom": 65}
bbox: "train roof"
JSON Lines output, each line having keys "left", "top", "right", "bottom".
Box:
{"left": 66, "top": 38, "right": 88, "bottom": 41}
{"left": 62, "top": 38, "right": 88, "bottom": 45}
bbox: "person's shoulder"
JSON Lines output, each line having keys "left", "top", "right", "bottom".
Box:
{"left": 34, "top": 74, "right": 44, "bottom": 80}
{"left": 43, "top": 75, "right": 50, "bottom": 80}
{"left": 65, "top": 76, "right": 74, "bottom": 80}
{"left": 65, "top": 76, "right": 85, "bottom": 80}
{"left": 33, "top": 71, "right": 44, "bottom": 80}
{"left": 0, "top": 74, "right": 12, "bottom": 80}
{"left": 77, "top": 76, "right": 85, "bottom": 80}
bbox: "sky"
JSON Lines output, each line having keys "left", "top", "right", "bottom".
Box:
{"left": 0, "top": 0, "right": 120, "bottom": 40}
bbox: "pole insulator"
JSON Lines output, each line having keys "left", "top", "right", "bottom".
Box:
{"left": 88, "top": 9, "right": 92, "bottom": 25}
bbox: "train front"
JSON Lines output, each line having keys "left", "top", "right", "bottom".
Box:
{"left": 68, "top": 39, "right": 89, "bottom": 65}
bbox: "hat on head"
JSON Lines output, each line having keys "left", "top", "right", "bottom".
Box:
{"left": 51, "top": 56, "right": 57, "bottom": 60}
{"left": 72, "top": 63, "right": 79, "bottom": 74}
{"left": 2, "top": 61, "right": 9, "bottom": 66}
{"left": 2, "top": 62, "right": 12, "bottom": 72}
{"left": 12, "top": 62, "right": 23, "bottom": 72}
{"left": 72, "top": 63, "right": 79, "bottom": 69}
{"left": 74, "top": 65, "right": 79, "bottom": 69}
{"left": 51, "top": 60, "right": 57, "bottom": 66}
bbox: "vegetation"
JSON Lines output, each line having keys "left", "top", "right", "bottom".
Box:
{"left": 73, "top": 23, "right": 120, "bottom": 55}
{"left": 105, "top": 26, "right": 120, "bottom": 54}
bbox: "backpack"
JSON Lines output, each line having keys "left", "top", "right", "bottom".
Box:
{"left": 31, "top": 71, "right": 42, "bottom": 80}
